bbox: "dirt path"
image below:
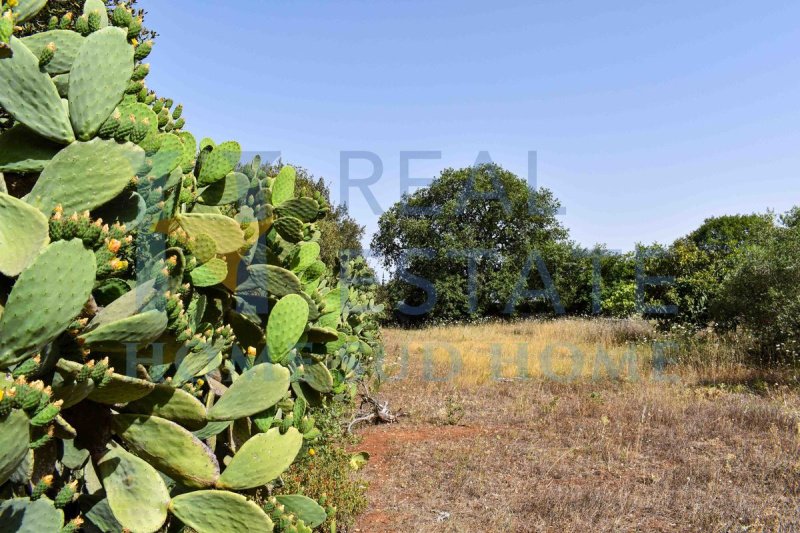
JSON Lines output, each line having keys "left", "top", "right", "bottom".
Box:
{"left": 353, "top": 424, "right": 486, "bottom": 532}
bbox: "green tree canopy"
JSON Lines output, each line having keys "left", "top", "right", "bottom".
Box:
{"left": 371, "top": 163, "right": 568, "bottom": 322}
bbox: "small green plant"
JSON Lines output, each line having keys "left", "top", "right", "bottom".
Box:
{"left": 444, "top": 394, "right": 465, "bottom": 425}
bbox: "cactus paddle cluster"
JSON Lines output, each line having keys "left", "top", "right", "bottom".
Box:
{"left": 0, "top": 1, "right": 383, "bottom": 531}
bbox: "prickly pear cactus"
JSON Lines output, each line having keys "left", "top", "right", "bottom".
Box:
{"left": 0, "top": 1, "right": 382, "bottom": 531}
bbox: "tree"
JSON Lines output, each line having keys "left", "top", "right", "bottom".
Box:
{"left": 687, "top": 213, "right": 774, "bottom": 256}
{"left": 661, "top": 213, "right": 778, "bottom": 326}
{"left": 713, "top": 224, "right": 800, "bottom": 363}
{"left": 371, "top": 163, "right": 569, "bottom": 322}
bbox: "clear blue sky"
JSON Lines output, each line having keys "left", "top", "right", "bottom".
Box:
{"left": 140, "top": 0, "right": 800, "bottom": 253}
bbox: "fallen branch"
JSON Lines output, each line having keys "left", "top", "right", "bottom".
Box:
{"left": 347, "top": 384, "right": 405, "bottom": 434}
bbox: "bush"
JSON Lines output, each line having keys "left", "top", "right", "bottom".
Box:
{"left": 0, "top": 1, "right": 380, "bottom": 531}
{"left": 714, "top": 226, "right": 800, "bottom": 363}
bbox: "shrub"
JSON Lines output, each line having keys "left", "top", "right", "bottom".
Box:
{"left": 0, "top": 1, "right": 380, "bottom": 531}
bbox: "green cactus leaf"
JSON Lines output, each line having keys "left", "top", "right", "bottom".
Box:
{"left": 207, "top": 363, "right": 290, "bottom": 421}
{"left": 169, "top": 490, "right": 274, "bottom": 533}
{"left": 10, "top": 0, "right": 48, "bottom": 23}
{"left": 177, "top": 131, "right": 197, "bottom": 173}
{"left": 0, "top": 410, "right": 30, "bottom": 487}
{"left": 124, "top": 384, "right": 207, "bottom": 431}
{"left": 0, "top": 239, "right": 96, "bottom": 367}
{"left": 193, "top": 420, "right": 232, "bottom": 441}
{"left": 275, "top": 197, "right": 319, "bottom": 222}
{"left": 271, "top": 165, "right": 296, "bottom": 206}
{"left": 51, "top": 368, "right": 95, "bottom": 408}
{"left": 92, "top": 190, "right": 147, "bottom": 229}
{"left": 244, "top": 264, "right": 302, "bottom": 297}
{"left": 306, "top": 326, "right": 340, "bottom": 343}
{"left": 189, "top": 233, "right": 216, "bottom": 264}
{"left": 82, "top": 0, "right": 109, "bottom": 27}
{"left": 52, "top": 74, "right": 69, "bottom": 98}
{"left": 177, "top": 213, "right": 245, "bottom": 254}
{"left": 20, "top": 30, "right": 85, "bottom": 74}
{"left": 173, "top": 342, "right": 221, "bottom": 387}
{"left": 0, "top": 37, "right": 74, "bottom": 143}
{"left": 82, "top": 495, "right": 123, "bottom": 533}
{"left": 0, "top": 192, "right": 50, "bottom": 277}
{"left": 290, "top": 242, "right": 321, "bottom": 273}
{"left": 96, "top": 441, "right": 169, "bottom": 533}
{"left": 189, "top": 257, "right": 228, "bottom": 287}
{"left": 275, "top": 494, "right": 327, "bottom": 528}
{"left": 89, "top": 278, "right": 156, "bottom": 328}
{"left": 216, "top": 427, "right": 302, "bottom": 490}
{"left": 196, "top": 141, "right": 241, "bottom": 186}
{"left": 199, "top": 171, "right": 249, "bottom": 206}
{"left": 303, "top": 362, "right": 334, "bottom": 393}
{"left": 112, "top": 414, "right": 220, "bottom": 488}
{"left": 145, "top": 133, "right": 183, "bottom": 179}
{"left": 84, "top": 373, "right": 155, "bottom": 405}
{"left": 79, "top": 309, "right": 168, "bottom": 350}
{"left": 26, "top": 139, "right": 145, "bottom": 215}
{"left": 116, "top": 102, "right": 158, "bottom": 143}
{"left": 0, "top": 497, "right": 64, "bottom": 533}
{"left": 267, "top": 294, "right": 309, "bottom": 363}
{"left": 273, "top": 216, "right": 305, "bottom": 243}
{"left": 0, "top": 124, "right": 62, "bottom": 173}
{"left": 69, "top": 27, "right": 134, "bottom": 140}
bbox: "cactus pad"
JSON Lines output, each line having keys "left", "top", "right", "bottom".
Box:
{"left": 271, "top": 165, "right": 296, "bottom": 206}
{"left": 216, "top": 427, "right": 302, "bottom": 490}
{"left": 189, "top": 233, "right": 216, "bottom": 264}
{"left": 0, "top": 192, "right": 50, "bottom": 277}
{"left": 83, "top": 373, "right": 155, "bottom": 405}
{"left": 0, "top": 497, "right": 64, "bottom": 532}
{"left": 0, "top": 239, "right": 96, "bottom": 367}
{"left": 26, "top": 139, "right": 145, "bottom": 215}
{"left": 275, "top": 197, "right": 319, "bottom": 222}
{"left": 196, "top": 141, "right": 241, "bottom": 185}
{"left": 96, "top": 441, "right": 169, "bottom": 533}
{"left": 0, "top": 410, "right": 30, "bottom": 487}
{"left": 21, "top": 30, "right": 85, "bottom": 75}
{"left": 79, "top": 309, "right": 168, "bottom": 350}
{"left": 275, "top": 495, "right": 327, "bottom": 528}
{"left": 145, "top": 133, "right": 183, "bottom": 179}
{"left": 244, "top": 265, "right": 302, "bottom": 297}
{"left": 169, "top": 490, "right": 274, "bottom": 533}
{"left": 189, "top": 257, "right": 228, "bottom": 287}
{"left": 82, "top": 0, "right": 109, "bottom": 28}
{"left": 177, "top": 213, "right": 245, "bottom": 254}
{"left": 207, "top": 363, "right": 290, "bottom": 421}
{"left": 0, "top": 37, "right": 74, "bottom": 143}
{"left": 69, "top": 27, "right": 134, "bottom": 140}
{"left": 303, "top": 362, "right": 334, "bottom": 393}
{"left": 10, "top": 0, "right": 48, "bottom": 23}
{"left": 88, "top": 279, "right": 156, "bottom": 329}
{"left": 267, "top": 294, "right": 309, "bottom": 363}
{"left": 0, "top": 124, "right": 62, "bottom": 173}
{"left": 273, "top": 216, "right": 305, "bottom": 243}
{"left": 199, "top": 171, "right": 249, "bottom": 206}
{"left": 124, "top": 384, "right": 207, "bottom": 431}
{"left": 290, "top": 242, "right": 321, "bottom": 273}
{"left": 112, "top": 414, "right": 220, "bottom": 488}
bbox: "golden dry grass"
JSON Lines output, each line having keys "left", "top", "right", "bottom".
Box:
{"left": 354, "top": 319, "right": 800, "bottom": 532}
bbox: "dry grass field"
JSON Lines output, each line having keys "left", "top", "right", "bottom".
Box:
{"left": 352, "top": 319, "right": 800, "bottom": 532}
